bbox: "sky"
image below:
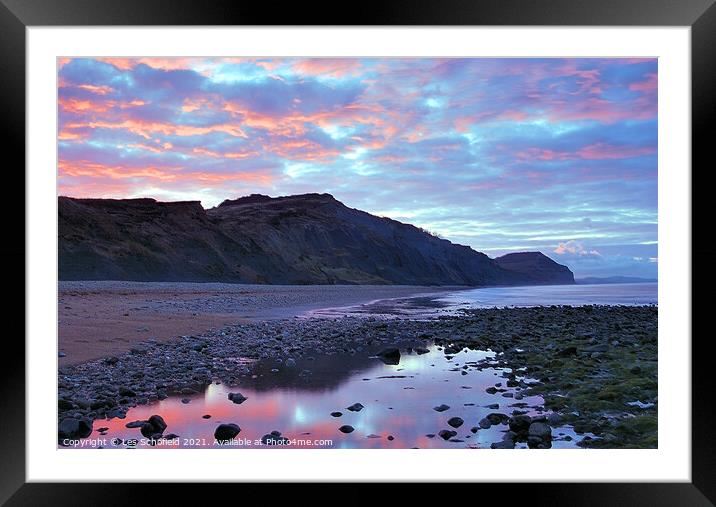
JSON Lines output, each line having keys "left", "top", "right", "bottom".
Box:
{"left": 58, "top": 57, "right": 658, "bottom": 279}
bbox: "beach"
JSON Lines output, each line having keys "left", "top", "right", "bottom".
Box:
{"left": 58, "top": 282, "right": 657, "bottom": 449}
{"left": 58, "top": 281, "right": 458, "bottom": 365}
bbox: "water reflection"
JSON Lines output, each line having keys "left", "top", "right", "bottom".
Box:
{"left": 89, "top": 345, "right": 586, "bottom": 449}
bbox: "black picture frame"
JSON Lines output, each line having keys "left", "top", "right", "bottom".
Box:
{"left": 3, "top": 0, "right": 713, "bottom": 504}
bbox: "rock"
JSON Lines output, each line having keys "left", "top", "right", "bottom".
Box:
{"left": 528, "top": 435, "right": 552, "bottom": 449}
{"left": 376, "top": 347, "right": 401, "bottom": 365}
{"left": 508, "top": 414, "right": 532, "bottom": 433}
{"left": 470, "top": 426, "right": 479, "bottom": 433}
{"left": 202, "top": 414, "right": 211, "bottom": 419}
{"left": 58, "top": 352, "right": 67, "bottom": 358}
{"left": 181, "top": 398, "right": 191, "bottom": 404}
{"left": 214, "top": 423, "right": 241, "bottom": 441}
{"left": 58, "top": 399, "right": 74, "bottom": 410}
{"left": 547, "top": 413, "right": 562, "bottom": 426}
{"left": 490, "top": 440, "right": 515, "bottom": 449}
{"left": 366, "top": 434, "right": 381, "bottom": 439}
{"left": 485, "top": 403, "right": 499, "bottom": 409}
{"left": 118, "top": 386, "right": 136, "bottom": 397}
{"left": 140, "top": 423, "right": 156, "bottom": 438}
{"left": 479, "top": 418, "right": 492, "bottom": 429}
{"left": 164, "top": 433, "right": 180, "bottom": 440}
{"left": 125, "top": 420, "right": 147, "bottom": 428}
{"left": 414, "top": 347, "right": 430, "bottom": 355}
{"left": 502, "top": 431, "right": 518, "bottom": 443}
{"left": 228, "top": 392, "right": 248, "bottom": 404}
{"left": 486, "top": 413, "right": 509, "bottom": 425}
{"left": 346, "top": 403, "right": 364, "bottom": 412}
{"left": 447, "top": 417, "right": 464, "bottom": 428}
{"left": 330, "top": 412, "right": 343, "bottom": 417}
{"left": 148, "top": 415, "right": 167, "bottom": 433}
{"left": 433, "top": 404, "right": 450, "bottom": 412}
{"left": 262, "top": 432, "right": 290, "bottom": 445}
{"left": 58, "top": 417, "right": 93, "bottom": 439}
{"left": 339, "top": 425, "right": 355, "bottom": 433}
{"left": 104, "top": 356, "right": 119, "bottom": 365}
{"left": 438, "top": 429, "right": 457, "bottom": 440}
{"left": 528, "top": 422, "right": 552, "bottom": 441}
{"left": 285, "top": 358, "right": 296, "bottom": 368}
{"left": 387, "top": 435, "right": 394, "bottom": 441}
{"left": 583, "top": 344, "right": 609, "bottom": 353}
{"left": 557, "top": 346, "right": 578, "bottom": 357}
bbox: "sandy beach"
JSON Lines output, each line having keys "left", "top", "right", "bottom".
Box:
{"left": 58, "top": 281, "right": 460, "bottom": 365}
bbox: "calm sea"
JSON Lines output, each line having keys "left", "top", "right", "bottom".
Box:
{"left": 437, "top": 282, "right": 657, "bottom": 309}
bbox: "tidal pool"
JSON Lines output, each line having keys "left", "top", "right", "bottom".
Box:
{"left": 90, "top": 345, "right": 586, "bottom": 449}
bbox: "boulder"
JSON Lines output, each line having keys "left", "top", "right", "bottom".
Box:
{"left": 228, "top": 392, "right": 248, "bottom": 404}
{"left": 214, "top": 423, "right": 241, "bottom": 441}
{"left": 447, "top": 417, "right": 464, "bottom": 428}
{"left": 58, "top": 417, "right": 93, "bottom": 439}
{"left": 438, "top": 429, "right": 457, "bottom": 440}
{"left": 508, "top": 414, "right": 532, "bottom": 433}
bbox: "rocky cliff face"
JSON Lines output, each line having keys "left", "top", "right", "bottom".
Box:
{"left": 58, "top": 194, "right": 574, "bottom": 286}
{"left": 494, "top": 252, "right": 575, "bottom": 285}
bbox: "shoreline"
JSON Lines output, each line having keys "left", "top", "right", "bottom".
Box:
{"left": 58, "top": 304, "right": 657, "bottom": 448}
{"left": 58, "top": 281, "right": 464, "bottom": 365}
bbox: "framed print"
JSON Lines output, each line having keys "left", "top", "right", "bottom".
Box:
{"left": 4, "top": 0, "right": 715, "bottom": 504}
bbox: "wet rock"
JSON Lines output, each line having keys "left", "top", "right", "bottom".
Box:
{"left": 528, "top": 435, "right": 552, "bottom": 449}
{"left": 484, "top": 403, "right": 499, "bottom": 409}
{"left": 376, "top": 347, "right": 401, "bottom": 365}
{"left": 479, "top": 418, "right": 492, "bottom": 429}
{"left": 508, "top": 414, "right": 532, "bottom": 433}
{"left": 181, "top": 398, "right": 191, "bottom": 404}
{"left": 339, "top": 425, "right": 355, "bottom": 433}
{"left": 58, "top": 352, "right": 67, "bottom": 358}
{"left": 214, "top": 423, "right": 241, "bottom": 441}
{"left": 202, "top": 414, "right": 211, "bottom": 419}
{"left": 486, "top": 413, "right": 509, "bottom": 425}
{"left": 125, "top": 420, "right": 146, "bottom": 428}
{"left": 447, "top": 417, "right": 464, "bottom": 428}
{"left": 228, "top": 392, "right": 248, "bottom": 404}
{"left": 262, "top": 431, "right": 290, "bottom": 445}
{"left": 414, "top": 347, "right": 430, "bottom": 355}
{"left": 470, "top": 426, "right": 479, "bottom": 433}
{"left": 433, "top": 404, "right": 450, "bottom": 412}
{"left": 164, "top": 433, "right": 180, "bottom": 440}
{"left": 58, "top": 417, "right": 93, "bottom": 439}
{"left": 528, "top": 422, "right": 552, "bottom": 442}
{"left": 148, "top": 415, "right": 167, "bottom": 433}
{"left": 346, "top": 403, "right": 364, "bottom": 412}
{"left": 387, "top": 435, "right": 394, "bottom": 441}
{"left": 490, "top": 440, "right": 515, "bottom": 449}
{"left": 330, "top": 412, "right": 343, "bottom": 417}
{"left": 438, "top": 429, "right": 457, "bottom": 440}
